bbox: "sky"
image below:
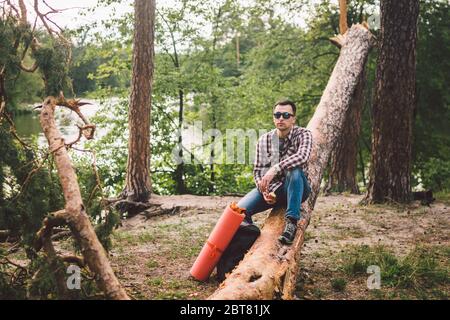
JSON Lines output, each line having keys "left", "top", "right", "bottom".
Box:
{"left": 23, "top": 0, "right": 133, "bottom": 30}
{"left": 21, "top": 0, "right": 341, "bottom": 31}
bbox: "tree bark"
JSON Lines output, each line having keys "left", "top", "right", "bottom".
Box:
{"left": 175, "top": 89, "right": 187, "bottom": 194}
{"left": 325, "top": 66, "right": 365, "bottom": 194}
{"left": 365, "top": 0, "right": 419, "bottom": 204}
{"left": 39, "top": 96, "right": 129, "bottom": 300}
{"left": 208, "top": 24, "right": 373, "bottom": 300}
{"left": 123, "top": 0, "right": 155, "bottom": 203}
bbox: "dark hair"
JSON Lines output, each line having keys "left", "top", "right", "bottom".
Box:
{"left": 273, "top": 100, "right": 296, "bottom": 115}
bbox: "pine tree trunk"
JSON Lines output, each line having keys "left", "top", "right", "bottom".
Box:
{"left": 208, "top": 24, "right": 374, "bottom": 300}
{"left": 123, "top": 0, "right": 155, "bottom": 202}
{"left": 325, "top": 67, "right": 365, "bottom": 194}
{"left": 365, "top": 0, "right": 419, "bottom": 204}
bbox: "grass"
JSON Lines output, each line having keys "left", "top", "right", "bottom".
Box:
{"left": 331, "top": 278, "right": 347, "bottom": 292}
{"left": 334, "top": 226, "right": 366, "bottom": 240}
{"left": 336, "top": 244, "right": 449, "bottom": 298}
{"left": 304, "top": 231, "right": 314, "bottom": 241}
{"left": 146, "top": 259, "right": 159, "bottom": 270}
{"left": 112, "top": 230, "right": 156, "bottom": 246}
{"left": 145, "top": 277, "right": 200, "bottom": 300}
{"left": 435, "top": 191, "right": 450, "bottom": 205}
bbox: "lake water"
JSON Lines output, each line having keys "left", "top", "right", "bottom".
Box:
{"left": 14, "top": 99, "right": 104, "bottom": 147}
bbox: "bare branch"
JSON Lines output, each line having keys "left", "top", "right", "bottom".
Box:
{"left": 5, "top": 0, "right": 19, "bottom": 18}
{"left": 61, "top": 255, "right": 85, "bottom": 267}
{"left": 18, "top": 0, "right": 26, "bottom": 26}
{"left": 339, "top": 0, "right": 348, "bottom": 35}
{"left": 34, "top": 209, "right": 67, "bottom": 252}
{"left": 55, "top": 91, "right": 93, "bottom": 125}
{"left": 34, "top": 0, "right": 56, "bottom": 39}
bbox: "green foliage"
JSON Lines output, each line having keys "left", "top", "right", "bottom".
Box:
{"left": 418, "top": 158, "right": 450, "bottom": 192}
{"left": 413, "top": 0, "right": 450, "bottom": 192}
{"left": 66, "top": 0, "right": 450, "bottom": 196}
{"left": 0, "top": 16, "right": 42, "bottom": 111}
{"left": 0, "top": 8, "right": 116, "bottom": 299}
{"left": 72, "top": 154, "right": 121, "bottom": 250}
{"left": 32, "top": 39, "right": 72, "bottom": 97}
{"left": 0, "top": 248, "right": 27, "bottom": 299}
{"left": 0, "top": 124, "right": 64, "bottom": 246}
{"left": 331, "top": 277, "right": 347, "bottom": 292}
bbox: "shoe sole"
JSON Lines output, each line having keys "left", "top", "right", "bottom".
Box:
{"left": 278, "top": 235, "right": 293, "bottom": 245}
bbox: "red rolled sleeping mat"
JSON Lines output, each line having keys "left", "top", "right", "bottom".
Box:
{"left": 190, "top": 202, "right": 245, "bottom": 281}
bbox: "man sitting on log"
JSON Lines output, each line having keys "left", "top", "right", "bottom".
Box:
{"left": 238, "top": 100, "right": 312, "bottom": 245}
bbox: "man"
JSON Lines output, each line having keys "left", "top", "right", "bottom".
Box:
{"left": 237, "top": 100, "right": 312, "bottom": 245}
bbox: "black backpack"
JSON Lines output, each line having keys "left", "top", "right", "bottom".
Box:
{"left": 216, "top": 224, "right": 261, "bottom": 282}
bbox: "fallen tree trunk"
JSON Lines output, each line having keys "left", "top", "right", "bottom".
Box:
{"left": 38, "top": 96, "right": 129, "bottom": 300}
{"left": 208, "top": 24, "right": 374, "bottom": 300}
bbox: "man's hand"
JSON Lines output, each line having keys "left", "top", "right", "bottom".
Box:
{"left": 258, "top": 166, "right": 277, "bottom": 193}
{"left": 263, "top": 191, "right": 276, "bottom": 205}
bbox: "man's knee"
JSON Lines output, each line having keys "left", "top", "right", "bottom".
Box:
{"left": 237, "top": 188, "right": 260, "bottom": 211}
{"left": 286, "top": 167, "right": 303, "bottom": 181}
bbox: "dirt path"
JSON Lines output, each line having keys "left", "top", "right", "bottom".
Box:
{"left": 109, "top": 194, "right": 449, "bottom": 300}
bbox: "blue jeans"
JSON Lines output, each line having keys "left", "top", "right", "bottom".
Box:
{"left": 237, "top": 167, "right": 311, "bottom": 223}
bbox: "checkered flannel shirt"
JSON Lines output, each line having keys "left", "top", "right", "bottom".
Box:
{"left": 253, "top": 125, "right": 313, "bottom": 193}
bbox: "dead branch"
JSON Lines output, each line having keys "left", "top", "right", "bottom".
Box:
{"left": 41, "top": 226, "right": 71, "bottom": 298}
{"left": 339, "top": 0, "right": 348, "bottom": 35}
{"left": 114, "top": 199, "right": 152, "bottom": 216}
{"left": 56, "top": 91, "right": 93, "bottom": 126}
{"left": 18, "top": 0, "right": 26, "bottom": 26}
{"left": 51, "top": 230, "right": 71, "bottom": 241}
{"left": 70, "top": 146, "right": 105, "bottom": 209}
{"left": 4, "top": 0, "right": 19, "bottom": 18}
{"left": 141, "top": 205, "right": 181, "bottom": 219}
{"left": 32, "top": 0, "right": 73, "bottom": 64}
{"left": 33, "top": 0, "right": 56, "bottom": 39}
{"left": 34, "top": 209, "right": 66, "bottom": 252}
{"left": 38, "top": 96, "right": 129, "bottom": 300}
{"left": 61, "top": 255, "right": 85, "bottom": 267}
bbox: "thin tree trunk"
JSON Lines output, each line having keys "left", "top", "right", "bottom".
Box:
{"left": 365, "top": 0, "right": 419, "bottom": 204}
{"left": 38, "top": 97, "right": 129, "bottom": 300}
{"left": 123, "top": 0, "right": 155, "bottom": 203}
{"left": 175, "top": 88, "right": 186, "bottom": 194}
{"left": 208, "top": 24, "right": 374, "bottom": 300}
{"left": 236, "top": 32, "right": 240, "bottom": 68}
{"left": 358, "top": 140, "right": 366, "bottom": 186}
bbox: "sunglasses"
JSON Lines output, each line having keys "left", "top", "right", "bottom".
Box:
{"left": 273, "top": 112, "right": 295, "bottom": 119}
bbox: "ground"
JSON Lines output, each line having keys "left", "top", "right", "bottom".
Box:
{"left": 4, "top": 194, "right": 448, "bottom": 300}
{"left": 108, "top": 193, "right": 449, "bottom": 300}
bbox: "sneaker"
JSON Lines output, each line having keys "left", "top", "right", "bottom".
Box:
{"left": 240, "top": 215, "right": 253, "bottom": 227}
{"left": 278, "top": 218, "right": 297, "bottom": 245}
{"left": 240, "top": 220, "right": 253, "bottom": 227}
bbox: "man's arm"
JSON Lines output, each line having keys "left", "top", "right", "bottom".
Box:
{"left": 253, "top": 134, "right": 268, "bottom": 191}
{"left": 278, "top": 129, "right": 313, "bottom": 171}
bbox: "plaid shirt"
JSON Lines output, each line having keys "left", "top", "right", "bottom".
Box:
{"left": 253, "top": 125, "right": 313, "bottom": 193}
